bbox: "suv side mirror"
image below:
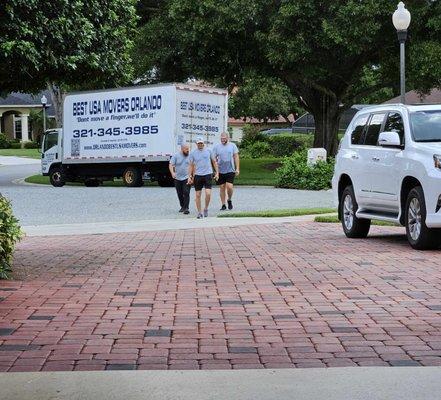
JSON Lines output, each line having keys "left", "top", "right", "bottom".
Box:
{"left": 378, "top": 131, "right": 402, "bottom": 147}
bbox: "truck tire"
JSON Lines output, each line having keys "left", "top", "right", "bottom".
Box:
{"left": 340, "top": 185, "right": 371, "bottom": 238}
{"left": 405, "top": 187, "right": 441, "bottom": 250}
{"left": 122, "top": 167, "right": 143, "bottom": 187}
{"left": 84, "top": 179, "right": 100, "bottom": 187}
{"left": 49, "top": 167, "right": 66, "bottom": 187}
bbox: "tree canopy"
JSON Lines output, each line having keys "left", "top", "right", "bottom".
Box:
{"left": 229, "top": 74, "right": 301, "bottom": 123}
{"left": 134, "top": 0, "right": 441, "bottom": 154}
{"left": 0, "top": 0, "right": 137, "bottom": 94}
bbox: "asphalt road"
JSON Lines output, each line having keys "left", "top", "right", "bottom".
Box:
{"left": 0, "top": 158, "right": 334, "bottom": 226}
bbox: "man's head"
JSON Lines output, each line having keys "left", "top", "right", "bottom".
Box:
{"left": 220, "top": 132, "right": 229, "bottom": 145}
{"left": 196, "top": 137, "right": 204, "bottom": 150}
{"left": 181, "top": 144, "right": 190, "bottom": 156}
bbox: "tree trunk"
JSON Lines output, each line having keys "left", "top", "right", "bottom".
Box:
{"left": 47, "top": 82, "right": 65, "bottom": 128}
{"left": 282, "top": 77, "right": 341, "bottom": 156}
{"left": 310, "top": 94, "right": 341, "bottom": 156}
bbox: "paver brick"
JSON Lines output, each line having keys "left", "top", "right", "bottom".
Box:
{"left": 5, "top": 222, "right": 441, "bottom": 371}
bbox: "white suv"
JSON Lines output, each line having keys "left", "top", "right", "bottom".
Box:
{"left": 332, "top": 104, "right": 441, "bottom": 249}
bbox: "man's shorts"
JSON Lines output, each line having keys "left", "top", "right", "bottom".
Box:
{"left": 218, "top": 172, "right": 235, "bottom": 185}
{"left": 194, "top": 174, "right": 213, "bottom": 191}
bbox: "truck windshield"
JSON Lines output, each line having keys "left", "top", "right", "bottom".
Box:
{"left": 43, "top": 131, "right": 58, "bottom": 152}
{"left": 410, "top": 110, "right": 441, "bottom": 142}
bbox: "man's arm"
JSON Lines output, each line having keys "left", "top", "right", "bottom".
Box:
{"left": 169, "top": 161, "right": 176, "bottom": 179}
{"left": 211, "top": 157, "right": 219, "bottom": 181}
{"left": 187, "top": 160, "right": 195, "bottom": 184}
{"left": 234, "top": 152, "right": 240, "bottom": 176}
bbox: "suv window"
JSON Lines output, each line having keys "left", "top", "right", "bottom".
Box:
{"left": 350, "top": 115, "right": 368, "bottom": 145}
{"left": 384, "top": 112, "right": 405, "bottom": 144}
{"left": 364, "top": 113, "right": 386, "bottom": 146}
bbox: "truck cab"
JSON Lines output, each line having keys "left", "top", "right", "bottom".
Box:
{"left": 41, "top": 129, "right": 63, "bottom": 185}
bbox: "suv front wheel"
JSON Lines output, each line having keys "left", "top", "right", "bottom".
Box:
{"left": 340, "top": 186, "right": 371, "bottom": 238}
{"left": 405, "top": 187, "right": 441, "bottom": 250}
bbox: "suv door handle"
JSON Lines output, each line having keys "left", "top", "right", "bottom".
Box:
{"left": 351, "top": 155, "right": 359, "bottom": 160}
{"left": 372, "top": 157, "right": 380, "bottom": 162}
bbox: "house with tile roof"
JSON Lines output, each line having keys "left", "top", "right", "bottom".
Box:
{"left": 383, "top": 88, "right": 441, "bottom": 104}
{"left": 0, "top": 91, "right": 55, "bottom": 142}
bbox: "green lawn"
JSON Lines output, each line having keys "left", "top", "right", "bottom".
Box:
{"left": 0, "top": 148, "right": 40, "bottom": 159}
{"left": 25, "top": 157, "right": 282, "bottom": 187}
{"left": 25, "top": 175, "right": 157, "bottom": 187}
{"left": 218, "top": 208, "right": 336, "bottom": 218}
{"left": 314, "top": 215, "right": 399, "bottom": 226}
{"left": 235, "top": 158, "right": 282, "bottom": 186}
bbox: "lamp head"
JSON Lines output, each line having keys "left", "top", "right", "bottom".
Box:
{"left": 393, "top": 2, "right": 411, "bottom": 31}
{"left": 41, "top": 95, "right": 48, "bottom": 106}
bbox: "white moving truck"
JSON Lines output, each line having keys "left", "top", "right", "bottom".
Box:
{"left": 41, "top": 84, "right": 228, "bottom": 187}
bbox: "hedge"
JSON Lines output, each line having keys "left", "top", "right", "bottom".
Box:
{"left": 275, "top": 150, "right": 335, "bottom": 190}
{"left": 0, "top": 196, "right": 23, "bottom": 279}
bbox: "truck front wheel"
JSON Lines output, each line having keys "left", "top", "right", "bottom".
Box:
{"left": 49, "top": 167, "right": 66, "bottom": 187}
{"left": 122, "top": 167, "right": 143, "bottom": 187}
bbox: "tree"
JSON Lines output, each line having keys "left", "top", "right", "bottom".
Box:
{"left": 229, "top": 74, "right": 302, "bottom": 123}
{"left": 135, "top": 0, "right": 441, "bottom": 155}
{"left": 1, "top": 0, "right": 137, "bottom": 126}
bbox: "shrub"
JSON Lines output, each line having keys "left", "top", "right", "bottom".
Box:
{"left": 243, "top": 141, "right": 271, "bottom": 158}
{"left": 0, "top": 133, "right": 12, "bottom": 149}
{"left": 267, "top": 134, "right": 305, "bottom": 157}
{"left": 10, "top": 142, "right": 22, "bottom": 149}
{"left": 23, "top": 141, "right": 40, "bottom": 149}
{"left": 275, "top": 150, "right": 335, "bottom": 190}
{"left": 240, "top": 124, "right": 267, "bottom": 148}
{"left": 0, "top": 196, "right": 23, "bottom": 279}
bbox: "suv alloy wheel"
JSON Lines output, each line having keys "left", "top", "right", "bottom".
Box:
{"left": 340, "top": 185, "right": 371, "bottom": 238}
{"left": 405, "top": 187, "right": 441, "bottom": 250}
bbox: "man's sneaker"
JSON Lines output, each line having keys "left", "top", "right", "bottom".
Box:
{"left": 220, "top": 204, "right": 227, "bottom": 211}
{"left": 197, "top": 213, "right": 203, "bottom": 219}
{"left": 179, "top": 207, "right": 184, "bottom": 213}
{"left": 227, "top": 200, "right": 233, "bottom": 210}
{"left": 203, "top": 209, "right": 209, "bottom": 217}
{"left": 183, "top": 209, "right": 190, "bottom": 215}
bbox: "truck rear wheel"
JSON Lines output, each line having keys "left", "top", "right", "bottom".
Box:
{"left": 49, "top": 167, "right": 66, "bottom": 187}
{"left": 122, "top": 167, "right": 143, "bottom": 187}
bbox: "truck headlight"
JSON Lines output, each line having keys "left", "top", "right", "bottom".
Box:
{"left": 434, "top": 155, "right": 441, "bottom": 169}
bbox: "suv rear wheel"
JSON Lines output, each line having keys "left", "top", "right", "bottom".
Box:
{"left": 340, "top": 185, "right": 371, "bottom": 238}
{"left": 405, "top": 187, "right": 441, "bottom": 250}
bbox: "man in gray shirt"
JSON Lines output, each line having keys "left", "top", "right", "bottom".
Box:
{"left": 169, "top": 144, "right": 191, "bottom": 214}
{"left": 188, "top": 137, "right": 219, "bottom": 219}
{"left": 213, "top": 132, "right": 240, "bottom": 210}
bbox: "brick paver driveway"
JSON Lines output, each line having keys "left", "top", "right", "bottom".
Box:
{"left": 2, "top": 222, "right": 441, "bottom": 372}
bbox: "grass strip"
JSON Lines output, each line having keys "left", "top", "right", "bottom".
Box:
{"left": 218, "top": 208, "right": 336, "bottom": 218}
{"left": 0, "top": 148, "right": 40, "bottom": 159}
{"left": 314, "top": 215, "right": 399, "bottom": 226}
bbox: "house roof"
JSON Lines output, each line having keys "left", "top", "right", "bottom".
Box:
{"left": 0, "top": 90, "right": 55, "bottom": 116}
{"left": 384, "top": 89, "right": 441, "bottom": 104}
{"left": 229, "top": 114, "right": 295, "bottom": 126}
